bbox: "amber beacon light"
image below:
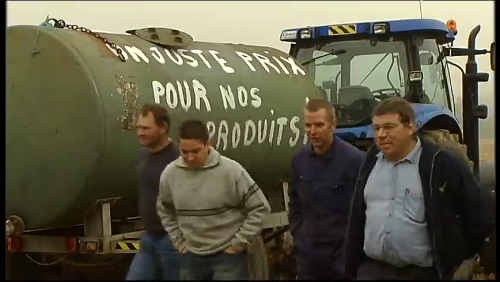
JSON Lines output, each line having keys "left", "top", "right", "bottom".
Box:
{"left": 447, "top": 19, "right": 458, "bottom": 35}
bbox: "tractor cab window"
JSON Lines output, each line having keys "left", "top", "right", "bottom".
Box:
{"left": 418, "top": 39, "right": 450, "bottom": 109}
{"left": 310, "top": 50, "right": 342, "bottom": 102}
{"left": 297, "top": 38, "right": 408, "bottom": 127}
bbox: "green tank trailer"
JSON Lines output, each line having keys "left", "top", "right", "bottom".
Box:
{"left": 6, "top": 23, "right": 319, "bottom": 231}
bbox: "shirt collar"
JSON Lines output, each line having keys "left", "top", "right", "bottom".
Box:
{"left": 308, "top": 136, "right": 338, "bottom": 159}
{"left": 377, "top": 137, "right": 422, "bottom": 164}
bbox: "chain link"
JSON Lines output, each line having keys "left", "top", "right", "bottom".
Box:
{"left": 47, "top": 18, "right": 126, "bottom": 62}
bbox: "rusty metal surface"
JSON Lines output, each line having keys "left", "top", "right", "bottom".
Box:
{"left": 115, "top": 75, "right": 140, "bottom": 131}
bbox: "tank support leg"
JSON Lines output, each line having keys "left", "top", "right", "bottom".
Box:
{"left": 83, "top": 197, "right": 121, "bottom": 254}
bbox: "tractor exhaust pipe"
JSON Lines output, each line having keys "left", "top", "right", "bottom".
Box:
{"left": 462, "top": 25, "right": 482, "bottom": 178}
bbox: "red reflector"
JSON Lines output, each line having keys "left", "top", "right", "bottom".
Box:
{"left": 7, "top": 237, "right": 22, "bottom": 252}
{"left": 66, "top": 237, "right": 78, "bottom": 253}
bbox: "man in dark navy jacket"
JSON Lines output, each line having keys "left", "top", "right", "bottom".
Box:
{"left": 289, "top": 98, "right": 366, "bottom": 280}
{"left": 344, "top": 98, "right": 488, "bottom": 280}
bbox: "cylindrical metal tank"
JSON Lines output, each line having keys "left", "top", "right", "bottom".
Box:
{"left": 6, "top": 25, "right": 320, "bottom": 230}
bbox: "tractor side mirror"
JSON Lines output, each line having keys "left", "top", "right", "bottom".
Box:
{"left": 420, "top": 52, "right": 438, "bottom": 84}
{"left": 420, "top": 52, "right": 434, "bottom": 65}
{"left": 490, "top": 42, "right": 495, "bottom": 71}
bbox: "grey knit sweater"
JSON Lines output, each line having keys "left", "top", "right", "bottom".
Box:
{"left": 156, "top": 147, "right": 271, "bottom": 256}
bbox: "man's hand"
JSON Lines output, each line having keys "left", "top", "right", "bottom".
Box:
{"left": 224, "top": 247, "right": 243, "bottom": 254}
{"left": 452, "top": 257, "right": 476, "bottom": 280}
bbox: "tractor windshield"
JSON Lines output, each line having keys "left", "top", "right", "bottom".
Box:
{"left": 296, "top": 37, "right": 450, "bottom": 127}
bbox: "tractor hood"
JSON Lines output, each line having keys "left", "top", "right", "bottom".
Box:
{"left": 336, "top": 103, "right": 459, "bottom": 140}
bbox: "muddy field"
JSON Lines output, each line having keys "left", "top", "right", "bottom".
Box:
{"left": 481, "top": 139, "right": 495, "bottom": 162}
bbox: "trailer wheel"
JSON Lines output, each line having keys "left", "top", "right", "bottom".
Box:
{"left": 248, "top": 235, "right": 269, "bottom": 280}
{"left": 421, "top": 129, "right": 496, "bottom": 279}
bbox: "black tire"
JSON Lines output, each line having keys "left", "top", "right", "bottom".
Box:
{"left": 421, "top": 129, "right": 496, "bottom": 279}
{"left": 420, "top": 129, "right": 472, "bottom": 169}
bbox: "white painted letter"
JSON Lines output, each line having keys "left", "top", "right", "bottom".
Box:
{"left": 272, "top": 56, "right": 290, "bottom": 75}
{"left": 269, "top": 119, "right": 276, "bottom": 144}
{"left": 235, "top": 51, "right": 256, "bottom": 72}
{"left": 217, "top": 120, "right": 229, "bottom": 150}
{"left": 150, "top": 47, "right": 165, "bottom": 64}
{"left": 166, "top": 82, "right": 178, "bottom": 109}
{"left": 258, "top": 120, "right": 268, "bottom": 143}
{"left": 280, "top": 56, "right": 306, "bottom": 76}
{"left": 177, "top": 49, "right": 198, "bottom": 67}
{"left": 232, "top": 122, "right": 241, "bottom": 148}
{"left": 250, "top": 88, "right": 262, "bottom": 108}
{"left": 152, "top": 81, "right": 165, "bottom": 104}
{"left": 164, "top": 49, "right": 183, "bottom": 65}
{"left": 209, "top": 50, "right": 235, "bottom": 73}
{"left": 190, "top": 50, "right": 212, "bottom": 68}
{"left": 276, "top": 117, "right": 288, "bottom": 145}
{"left": 177, "top": 81, "right": 192, "bottom": 112}
{"left": 243, "top": 120, "right": 256, "bottom": 146}
{"left": 207, "top": 121, "right": 216, "bottom": 140}
{"left": 193, "top": 80, "right": 212, "bottom": 112}
{"left": 219, "top": 85, "right": 236, "bottom": 110}
{"left": 124, "top": 45, "right": 150, "bottom": 63}
{"left": 253, "top": 53, "right": 280, "bottom": 74}
{"left": 106, "top": 45, "right": 129, "bottom": 60}
{"left": 289, "top": 116, "right": 300, "bottom": 147}
{"left": 237, "top": 86, "right": 248, "bottom": 107}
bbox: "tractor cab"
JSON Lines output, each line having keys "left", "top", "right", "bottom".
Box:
{"left": 282, "top": 19, "right": 458, "bottom": 131}
{"left": 281, "top": 19, "right": 493, "bottom": 158}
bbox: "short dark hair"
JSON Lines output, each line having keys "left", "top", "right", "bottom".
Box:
{"left": 305, "top": 98, "right": 336, "bottom": 120}
{"left": 140, "top": 103, "right": 171, "bottom": 131}
{"left": 372, "top": 97, "right": 416, "bottom": 124}
{"left": 179, "top": 119, "right": 209, "bottom": 143}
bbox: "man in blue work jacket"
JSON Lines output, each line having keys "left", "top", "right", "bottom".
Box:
{"left": 289, "top": 98, "right": 366, "bottom": 280}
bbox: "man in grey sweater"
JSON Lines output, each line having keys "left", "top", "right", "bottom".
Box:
{"left": 157, "top": 119, "right": 271, "bottom": 280}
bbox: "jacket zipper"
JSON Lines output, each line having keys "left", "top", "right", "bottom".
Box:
{"left": 429, "top": 149, "right": 443, "bottom": 280}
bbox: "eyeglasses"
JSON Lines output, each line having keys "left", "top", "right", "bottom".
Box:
{"left": 372, "top": 123, "right": 403, "bottom": 133}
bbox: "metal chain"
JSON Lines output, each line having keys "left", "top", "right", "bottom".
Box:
{"left": 47, "top": 18, "right": 126, "bottom": 62}
{"left": 25, "top": 253, "right": 69, "bottom": 266}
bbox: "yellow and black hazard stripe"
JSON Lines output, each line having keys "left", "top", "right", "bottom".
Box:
{"left": 115, "top": 241, "right": 141, "bottom": 251}
{"left": 328, "top": 24, "right": 357, "bottom": 36}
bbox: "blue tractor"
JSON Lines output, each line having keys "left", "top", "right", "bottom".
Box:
{"left": 281, "top": 19, "right": 495, "bottom": 279}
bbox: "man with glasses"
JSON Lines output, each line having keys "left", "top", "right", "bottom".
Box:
{"left": 289, "top": 98, "right": 365, "bottom": 280}
{"left": 344, "top": 98, "right": 488, "bottom": 280}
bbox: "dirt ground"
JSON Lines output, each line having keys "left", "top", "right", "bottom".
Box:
{"left": 480, "top": 139, "right": 495, "bottom": 162}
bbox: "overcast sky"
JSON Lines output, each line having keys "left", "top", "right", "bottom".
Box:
{"left": 7, "top": 1, "right": 495, "bottom": 125}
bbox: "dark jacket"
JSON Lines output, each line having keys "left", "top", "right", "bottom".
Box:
{"left": 344, "top": 137, "right": 488, "bottom": 280}
{"left": 289, "top": 137, "right": 365, "bottom": 255}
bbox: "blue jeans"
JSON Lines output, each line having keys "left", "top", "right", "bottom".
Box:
{"left": 180, "top": 251, "right": 249, "bottom": 280}
{"left": 125, "top": 233, "right": 180, "bottom": 280}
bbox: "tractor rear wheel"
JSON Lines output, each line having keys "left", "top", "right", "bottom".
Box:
{"left": 420, "top": 129, "right": 495, "bottom": 280}
{"left": 420, "top": 129, "right": 472, "bottom": 169}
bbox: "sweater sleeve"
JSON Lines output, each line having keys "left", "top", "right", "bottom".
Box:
{"left": 156, "top": 168, "right": 187, "bottom": 252}
{"left": 229, "top": 168, "right": 271, "bottom": 251}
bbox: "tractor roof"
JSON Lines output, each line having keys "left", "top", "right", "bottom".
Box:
{"left": 280, "top": 19, "right": 455, "bottom": 45}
